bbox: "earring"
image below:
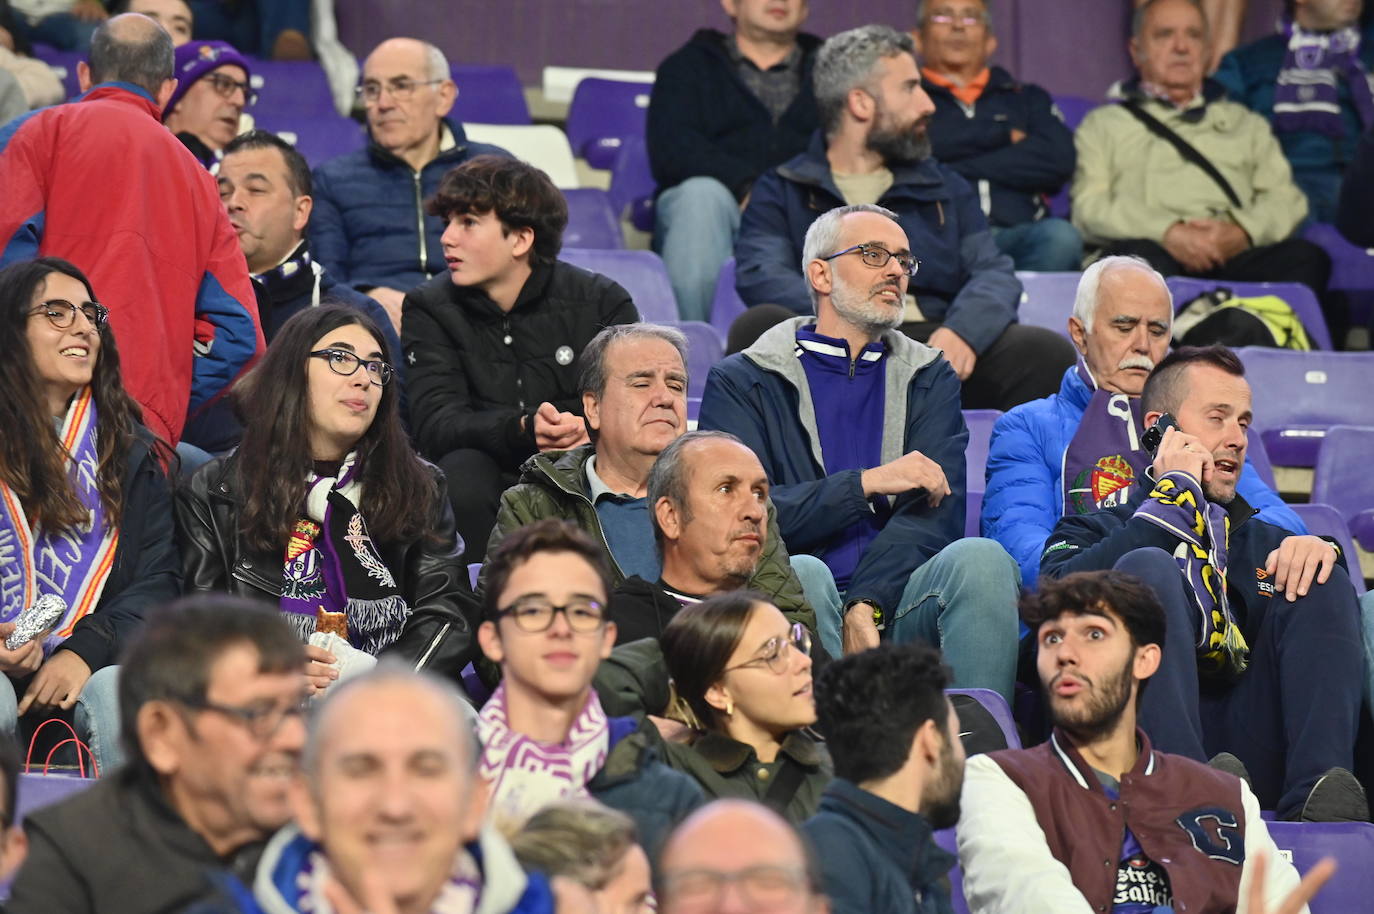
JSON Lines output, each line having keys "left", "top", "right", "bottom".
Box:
{"left": 725, "top": 698, "right": 734, "bottom": 717}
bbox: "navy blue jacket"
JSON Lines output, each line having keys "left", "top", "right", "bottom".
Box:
{"left": 1338, "top": 126, "right": 1374, "bottom": 246}
{"left": 590, "top": 716, "right": 705, "bottom": 865}
{"left": 699, "top": 317, "right": 967, "bottom": 615}
{"left": 926, "top": 65, "right": 1075, "bottom": 228}
{"left": 734, "top": 133, "right": 1021, "bottom": 353}
{"left": 802, "top": 778, "right": 956, "bottom": 914}
{"left": 309, "top": 119, "right": 508, "bottom": 293}
{"left": 647, "top": 28, "right": 821, "bottom": 198}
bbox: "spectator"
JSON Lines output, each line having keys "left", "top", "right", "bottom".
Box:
{"left": 803, "top": 642, "right": 963, "bottom": 914}
{"left": 7, "top": 596, "right": 308, "bottom": 914}
{"left": 1135, "top": 0, "right": 1253, "bottom": 71}
{"left": 310, "top": 37, "right": 508, "bottom": 327}
{"left": 1041, "top": 346, "right": 1367, "bottom": 822}
{"left": 476, "top": 519, "right": 703, "bottom": 858}
{"left": 917, "top": 0, "right": 1083, "bottom": 271}
{"left": 405, "top": 156, "right": 637, "bottom": 565}
{"left": 646, "top": 0, "right": 820, "bottom": 322}
{"left": 511, "top": 799, "right": 653, "bottom": 914}
{"left": 488, "top": 327, "right": 822, "bottom": 644}
{"left": 185, "top": 0, "right": 310, "bottom": 60}
{"left": 0, "top": 0, "right": 62, "bottom": 112}
{"left": 251, "top": 665, "right": 562, "bottom": 914}
{"left": 1072, "top": 0, "right": 1330, "bottom": 305}
{"left": 0, "top": 13, "right": 262, "bottom": 445}
{"left": 733, "top": 24, "right": 1074, "bottom": 410}
{"left": 982, "top": 255, "right": 1306, "bottom": 589}
{"left": 700, "top": 203, "right": 1021, "bottom": 702}
{"left": 658, "top": 799, "right": 827, "bottom": 914}
{"left": 1216, "top": 0, "right": 1373, "bottom": 223}
{"left": 162, "top": 39, "right": 252, "bottom": 168}
{"left": 0, "top": 735, "right": 23, "bottom": 883}
{"left": 119, "top": 0, "right": 192, "bottom": 46}
{"left": 175, "top": 305, "right": 478, "bottom": 692}
{"left": 6, "top": 0, "right": 104, "bottom": 53}
{"left": 958, "top": 571, "right": 1327, "bottom": 913}
{"left": 0, "top": 257, "right": 178, "bottom": 774}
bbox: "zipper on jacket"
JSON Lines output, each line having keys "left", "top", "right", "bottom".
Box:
{"left": 505, "top": 316, "right": 526, "bottom": 410}
{"left": 538, "top": 457, "right": 626, "bottom": 580}
{"left": 413, "top": 170, "right": 430, "bottom": 277}
{"left": 413, "top": 621, "right": 451, "bottom": 670}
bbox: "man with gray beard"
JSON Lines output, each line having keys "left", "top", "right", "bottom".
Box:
{"left": 730, "top": 23, "right": 1074, "bottom": 412}
{"left": 700, "top": 204, "right": 1022, "bottom": 705}
{"left": 980, "top": 255, "right": 1305, "bottom": 590}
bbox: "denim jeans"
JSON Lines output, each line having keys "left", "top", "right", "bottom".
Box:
{"left": 0, "top": 662, "right": 123, "bottom": 775}
{"left": 992, "top": 218, "right": 1083, "bottom": 272}
{"left": 653, "top": 176, "right": 741, "bottom": 322}
{"left": 807, "top": 538, "right": 1021, "bottom": 704}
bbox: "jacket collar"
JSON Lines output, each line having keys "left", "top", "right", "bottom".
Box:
{"left": 1061, "top": 360, "right": 1094, "bottom": 410}
{"left": 776, "top": 131, "right": 950, "bottom": 199}
{"left": 922, "top": 64, "right": 1019, "bottom": 99}
{"left": 689, "top": 27, "right": 823, "bottom": 64}
{"left": 1048, "top": 727, "right": 1157, "bottom": 792}
{"left": 446, "top": 260, "right": 552, "bottom": 316}
{"left": 80, "top": 82, "right": 161, "bottom": 118}
{"left": 690, "top": 729, "right": 825, "bottom": 774}
{"left": 820, "top": 778, "right": 955, "bottom": 889}
{"left": 366, "top": 117, "right": 469, "bottom": 170}
{"left": 518, "top": 442, "right": 595, "bottom": 494}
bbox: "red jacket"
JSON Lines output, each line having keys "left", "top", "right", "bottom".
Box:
{"left": 0, "top": 82, "right": 262, "bottom": 443}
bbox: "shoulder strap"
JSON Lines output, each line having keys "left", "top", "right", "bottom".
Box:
{"left": 1120, "top": 100, "right": 1243, "bottom": 209}
{"left": 762, "top": 756, "right": 808, "bottom": 814}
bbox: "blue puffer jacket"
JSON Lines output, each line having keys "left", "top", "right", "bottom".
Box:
{"left": 982, "top": 365, "right": 1308, "bottom": 588}
{"left": 734, "top": 132, "right": 1021, "bottom": 354}
{"left": 309, "top": 120, "right": 508, "bottom": 293}
{"left": 590, "top": 716, "right": 706, "bottom": 865}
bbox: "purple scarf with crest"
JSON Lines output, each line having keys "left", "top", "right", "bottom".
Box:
{"left": 1274, "top": 20, "right": 1374, "bottom": 137}
{"left": 1061, "top": 364, "right": 1152, "bottom": 516}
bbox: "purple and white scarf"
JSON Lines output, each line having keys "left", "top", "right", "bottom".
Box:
{"left": 1274, "top": 20, "right": 1374, "bottom": 137}
{"left": 477, "top": 683, "right": 611, "bottom": 833}
{"left": 1062, "top": 363, "right": 1152, "bottom": 516}
{"left": 0, "top": 387, "right": 117, "bottom": 655}
{"left": 279, "top": 836, "right": 482, "bottom": 914}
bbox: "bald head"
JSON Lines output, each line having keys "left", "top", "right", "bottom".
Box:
{"left": 365, "top": 37, "right": 448, "bottom": 82}
{"left": 88, "top": 12, "right": 174, "bottom": 94}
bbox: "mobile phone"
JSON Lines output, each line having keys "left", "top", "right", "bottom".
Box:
{"left": 1141, "top": 413, "right": 1179, "bottom": 457}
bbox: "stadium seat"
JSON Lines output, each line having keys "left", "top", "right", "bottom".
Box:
{"left": 16, "top": 772, "right": 94, "bottom": 823}
{"left": 542, "top": 66, "right": 654, "bottom": 104}
{"left": 1310, "top": 425, "right": 1374, "bottom": 553}
{"left": 1015, "top": 271, "right": 1079, "bottom": 337}
{"left": 1289, "top": 503, "right": 1366, "bottom": 596}
{"left": 663, "top": 320, "right": 724, "bottom": 408}
{"left": 948, "top": 688, "right": 1020, "bottom": 750}
{"left": 255, "top": 114, "right": 366, "bottom": 167}
{"left": 565, "top": 78, "right": 651, "bottom": 170}
{"left": 29, "top": 43, "right": 82, "bottom": 100}
{"left": 1167, "top": 277, "right": 1333, "bottom": 351}
{"left": 562, "top": 189, "right": 623, "bottom": 249}
{"left": 1235, "top": 348, "right": 1374, "bottom": 466}
{"left": 1266, "top": 821, "right": 1374, "bottom": 914}
{"left": 608, "top": 135, "right": 656, "bottom": 233}
{"left": 1304, "top": 222, "right": 1374, "bottom": 328}
{"left": 249, "top": 59, "right": 335, "bottom": 120}
{"left": 450, "top": 64, "right": 530, "bottom": 125}
{"left": 933, "top": 829, "right": 970, "bottom": 914}
{"left": 963, "top": 409, "right": 1001, "bottom": 495}
{"left": 461, "top": 123, "right": 579, "bottom": 188}
{"left": 710, "top": 258, "right": 747, "bottom": 340}
{"left": 559, "top": 248, "right": 677, "bottom": 322}
{"left": 467, "top": 563, "right": 480, "bottom": 589}
{"left": 1046, "top": 95, "right": 1099, "bottom": 219}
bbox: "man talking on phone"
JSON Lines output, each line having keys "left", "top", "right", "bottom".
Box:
{"left": 1039, "top": 344, "right": 1367, "bottom": 823}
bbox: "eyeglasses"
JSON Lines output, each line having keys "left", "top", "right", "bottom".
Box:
{"left": 497, "top": 597, "right": 607, "bottom": 634}
{"left": 29, "top": 298, "right": 109, "bottom": 330}
{"left": 928, "top": 11, "right": 988, "bottom": 27}
{"left": 179, "top": 694, "right": 309, "bottom": 741}
{"left": 203, "top": 71, "right": 257, "bottom": 106}
{"left": 823, "top": 243, "right": 921, "bottom": 278}
{"left": 723, "top": 623, "right": 812, "bottom": 676}
{"left": 356, "top": 77, "right": 444, "bottom": 104}
{"left": 661, "top": 865, "right": 810, "bottom": 913}
{"left": 309, "top": 348, "right": 395, "bottom": 386}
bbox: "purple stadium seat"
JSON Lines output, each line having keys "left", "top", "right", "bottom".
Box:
{"left": 1304, "top": 222, "right": 1374, "bottom": 327}
{"left": 16, "top": 772, "right": 94, "bottom": 823}
{"left": 565, "top": 78, "right": 651, "bottom": 170}
{"left": 608, "top": 135, "right": 656, "bottom": 233}
{"left": 1167, "top": 277, "right": 1333, "bottom": 351}
{"left": 1015, "top": 271, "right": 1079, "bottom": 337}
{"left": 1267, "top": 821, "right": 1374, "bottom": 914}
{"left": 1046, "top": 95, "right": 1099, "bottom": 219}
{"left": 248, "top": 59, "right": 335, "bottom": 120}
{"left": 963, "top": 409, "right": 1001, "bottom": 495}
{"left": 710, "top": 258, "right": 747, "bottom": 339}
{"left": 560, "top": 248, "right": 677, "bottom": 321}
{"left": 1311, "top": 425, "right": 1374, "bottom": 553}
{"left": 450, "top": 64, "right": 530, "bottom": 125}
{"left": 255, "top": 114, "right": 366, "bottom": 167}
{"left": 467, "top": 563, "right": 480, "bottom": 589}
{"left": 1235, "top": 348, "right": 1374, "bottom": 466}
{"left": 947, "top": 687, "right": 1020, "bottom": 749}
{"left": 562, "top": 189, "right": 623, "bottom": 249}
{"left": 29, "top": 43, "right": 82, "bottom": 100}
{"left": 965, "top": 490, "right": 983, "bottom": 538}
{"left": 1289, "top": 503, "right": 1366, "bottom": 596}
{"left": 934, "top": 828, "right": 970, "bottom": 914}
{"left": 663, "top": 321, "right": 724, "bottom": 405}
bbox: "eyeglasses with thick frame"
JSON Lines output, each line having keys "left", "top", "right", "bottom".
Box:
{"left": 660, "top": 864, "right": 811, "bottom": 912}
{"left": 496, "top": 597, "right": 608, "bottom": 634}
{"left": 822, "top": 243, "right": 921, "bottom": 278}
{"left": 28, "top": 298, "right": 109, "bottom": 331}
{"left": 355, "top": 77, "right": 444, "bottom": 104}
{"left": 722, "top": 622, "right": 812, "bottom": 676}
{"left": 203, "top": 71, "right": 257, "bottom": 107}
{"left": 177, "top": 694, "right": 309, "bottom": 741}
{"left": 309, "top": 348, "right": 395, "bottom": 386}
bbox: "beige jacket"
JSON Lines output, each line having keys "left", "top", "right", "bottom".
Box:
{"left": 0, "top": 45, "right": 64, "bottom": 108}
{"left": 1071, "top": 91, "right": 1307, "bottom": 248}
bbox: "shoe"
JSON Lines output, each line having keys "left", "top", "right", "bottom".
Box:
{"left": 1299, "top": 768, "right": 1370, "bottom": 822}
{"left": 1208, "top": 752, "right": 1252, "bottom": 789}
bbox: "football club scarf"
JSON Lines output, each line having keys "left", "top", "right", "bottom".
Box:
{"left": 1061, "top": 363, "right": 1151, "bottom": 516}
{"left": 1274, "top": 20, "right": 1374, "bottom": 138}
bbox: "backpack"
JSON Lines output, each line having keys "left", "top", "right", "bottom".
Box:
{"left": 1173, "top": 288, "right": 1312, "bottom": 350}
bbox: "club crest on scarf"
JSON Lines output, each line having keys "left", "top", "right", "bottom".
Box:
{"left": 1062, "top": 364, "right": 1151, "bottom": 516}
{"left": 1068, "top": 454, "right": 1138, "bottom": 515}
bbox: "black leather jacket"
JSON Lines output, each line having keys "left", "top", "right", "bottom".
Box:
{"left": 173, "top": 453, "right": 480, "bottom": 685}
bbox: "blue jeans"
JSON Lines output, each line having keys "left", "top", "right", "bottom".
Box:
{"left": 653, "top": 176, "right": 740, "bottom": 322}
{"left": 809, "top": 538, "right": 1021, "bottom": 704}
{"left": 992, "top": 218, "right": 1083, "bottom": 272}
{"left": 790, "top": 554, "right": 843, "bottom": 656}
{"left": 0, "top": 662, "right": 123, "bottom": 775}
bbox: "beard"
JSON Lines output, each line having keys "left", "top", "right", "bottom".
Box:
{"left": 1047, "top": 654, "right": 1136, "bottom": 744}
{"left": 920, "top": 736, "right": 964, "bottom": 831}
{"left": 830, "top": 268, "right": 903, "bottom": 336}
{"left": 868, "top": 106, "right": 932, "bottom": 165}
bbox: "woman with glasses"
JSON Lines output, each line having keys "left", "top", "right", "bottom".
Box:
{"left": 0, "top": 257, "right": 178, "bottom": 772}
{"left": 176, "top": 304, "right": 480, "bottom": 694}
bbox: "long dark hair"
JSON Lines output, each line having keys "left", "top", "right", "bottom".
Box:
{"left": 0, "top": 257, "right": 143, "bottom": 532}
{"left": 233, "top": 304, "right": 434, "bottom": 552}
{"left": 660, "top": 591, "right": 764, "bottom": 731}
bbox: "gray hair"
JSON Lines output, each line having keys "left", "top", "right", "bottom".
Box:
{"left": 1072, "top": 255, "right": 1172, "bottom": 333}
{"left": 813, "top": 25, "right": 915, "bottom": 136}
{"left": 647, "top": 430, "right": 746, "bottom": 549}
{"left": 915, "top": 0, "right": 993, "bottom": 30}
{"left": 511, "top": 799, "right": 641, "bottom": 891}
{"left": 577, "top": 322, "right": 689, "bottom": 401}
{"left": 1131, "top": 0, "right": 1208, "bottom": 39}
{"left": 89, "top": 13, "right": 174, "bottom": 95}
{"left": 425, "top": 41, "right": 450, "bottom": 82}
{"left": 801, "top": 203, "right": 901, "bottom": 312}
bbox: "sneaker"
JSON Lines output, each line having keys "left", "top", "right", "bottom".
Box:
{"left": 1208, "top": 752, "right": 1252, "bottom": 789}
{"left": 1299, "top": 768, "right": 1370, "bottom": 822}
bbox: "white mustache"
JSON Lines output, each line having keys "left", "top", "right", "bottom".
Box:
{"left": 1118, "top": 355, "right": 1156, "bottom": 371}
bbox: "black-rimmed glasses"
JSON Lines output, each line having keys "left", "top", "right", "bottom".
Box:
{"left": 178, "top": 694, "right": 309, "bottom": 741}
{"left": 823, "top": 243, "right": 921, "bottom": 278}
{"left": 497, "top": 597, "right": 607, "bottom": 634}
{"left": 723, "top": 623, "right": 812, "bottom": 676}
{"left": 660, "top": 864, "right": 810, "bottom": 912}
{"left": 29, "top": 299, "right": 109, "bottom": 330}
{"left": 204, "top": 71, "right": 257, "bottom": 106}
{"left": 355, "top": 77, "right": 444, "bottom": 104}
{"left": 309, "top": 348, "right": 395, "bottom": 386}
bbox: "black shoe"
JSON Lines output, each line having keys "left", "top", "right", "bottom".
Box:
{"left": 1208, "top": 752, "right": 1253, "bottom": 790}
{"left": 1299, "top": 768, "right": 1370, "bottom": 823}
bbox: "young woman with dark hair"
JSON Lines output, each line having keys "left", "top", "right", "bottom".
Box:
{"left": 0, "top": 256, "right": 179, "bottom": 772}
{"left": 175, "top": 304, "right": 479, "bottom": 691}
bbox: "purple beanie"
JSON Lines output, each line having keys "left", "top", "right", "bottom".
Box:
{"left": 162, "top": 40, "right": 252, "bottom": 121}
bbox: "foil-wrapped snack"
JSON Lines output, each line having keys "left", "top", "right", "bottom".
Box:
{"left": 7, "top": 593, "right": 67, "bottom": 651}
